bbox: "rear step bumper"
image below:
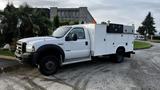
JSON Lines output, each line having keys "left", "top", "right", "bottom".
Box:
{"left": 124, "top": 51, "right": 135, "bottom": 58}
{"left": 131, "top": 51, "right": 135, "bottom": 54}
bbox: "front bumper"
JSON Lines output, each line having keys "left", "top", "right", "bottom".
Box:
{"left": 15, "top": 52, "right": 33, "bottom": 63}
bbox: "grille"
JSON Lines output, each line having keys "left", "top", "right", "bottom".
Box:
{"left": 16, "top": 43, "right": 22, "bottom": 54}
{"left": 15, "top": 42, "right": 26, "bottom": 55}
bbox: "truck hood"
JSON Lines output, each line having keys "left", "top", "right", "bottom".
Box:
{"left": 18, "top": 36, "right": 63, "bottom": 51}
{"left": 18, "top": 36, "right": 56, "bottom": 43}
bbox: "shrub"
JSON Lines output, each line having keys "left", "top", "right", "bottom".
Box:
{"left": 153, "top": 36, "right": 160, "bottom": 40}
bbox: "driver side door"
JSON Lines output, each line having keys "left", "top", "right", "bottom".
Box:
{"left": 64, "top": 27, "right": 90, "bottom": 60}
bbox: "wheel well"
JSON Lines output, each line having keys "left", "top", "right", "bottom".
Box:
{"left": 35, "top": 44, "right": 65, "bottom": 65}
{"left": 116, "top": 46, "right": 125, "bottom": 53}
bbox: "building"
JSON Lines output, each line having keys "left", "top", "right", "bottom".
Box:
{"left": 50, "top": 7, "right": 96, "bottom": 24}
{"left": 34, "top": 8, "right": 50, "bottom": 18}
{"left": 134, "top": 34, "right": 145, "bottom": 40}
{"left": 28, "top": 8, "right": 50, "bottom": 18}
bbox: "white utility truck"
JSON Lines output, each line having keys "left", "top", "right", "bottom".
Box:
{"left": 15, "top": 23, "right": 135, "bottom": 76}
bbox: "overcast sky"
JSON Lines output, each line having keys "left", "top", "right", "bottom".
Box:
{"left": 0, "top": 0, "right": 160, "bottom": 32}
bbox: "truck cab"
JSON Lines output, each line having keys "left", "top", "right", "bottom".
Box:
{"left": 15, "top": 24, "right": 135, "bottom": 76}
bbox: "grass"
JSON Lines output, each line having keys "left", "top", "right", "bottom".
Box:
{"left": 134, "top": 41, "right": 152, "bottom": 50}
{"left": 0, "top": 49, "right": 15, "bottom": 57}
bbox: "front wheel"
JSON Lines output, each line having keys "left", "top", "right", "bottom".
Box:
{"left": 38, "top": 56, "right": 59, "bottom": 76}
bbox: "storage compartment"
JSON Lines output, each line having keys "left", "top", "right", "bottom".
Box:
{"left": 123, "top": 25, "right": 134, "bottom": 34}
{"left": 107, "top": 23, "right": 123, "bottom": 33}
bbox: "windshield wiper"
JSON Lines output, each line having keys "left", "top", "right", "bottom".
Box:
{"left": 52, "top": 36, "right": 61, "bottom": 38}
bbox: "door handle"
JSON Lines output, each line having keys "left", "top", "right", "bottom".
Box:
{"left": 66, "top": 50, "right": 71, "bottom": 52}
{"left": 85, "top": 41, "right": 88, "bottom": 46}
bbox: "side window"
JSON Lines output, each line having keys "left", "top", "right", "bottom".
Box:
{"left": 68, "top": 28, "right": 85, "bottom": 40}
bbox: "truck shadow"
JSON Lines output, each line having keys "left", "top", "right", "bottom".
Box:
{"left": 58, "top": 57, "right": 130, "bottom": 73}
{"left": 49, "top": 57, "right": 131, "bottom": 90}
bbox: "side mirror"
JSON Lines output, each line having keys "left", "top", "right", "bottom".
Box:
{"left": 72, "top": 34, "right": 78, "bottom": 41}
{"left": 65, "top": 36, "right": 70, "bottom": 41}
{"left": 65, "top": 33, "right": 78, "bottom": 41}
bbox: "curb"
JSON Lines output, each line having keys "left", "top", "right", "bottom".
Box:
{"left": 0, "top": 55, "right": 35, "bottom": 74}
{"left": 0, "top": 63, "right": 23, "bottom": 74}
{"left": 0, "top": 55, "right": 23, "bottom": 73}
{"left": 134, "top": 45, "right": 153, "bottom": 50}
{"left": 150, "top": 41, "right": 160, "bottom": 43}
{"left": 0, "top": 55, "right": 16, "bottom": 61}
{"left": 0, "top": 63, "right": 34, "bottom": 74}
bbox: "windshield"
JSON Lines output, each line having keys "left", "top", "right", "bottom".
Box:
{"left": 52, "top": 26, "right": 71, "bottom": 38}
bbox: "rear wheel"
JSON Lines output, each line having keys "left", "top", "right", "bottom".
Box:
{"left": 38, "top": 56, "right": 59, "bottom": 76}
{"left": 115, "top": 53, "right": 124, "bottom": 63}
{"left": 111, "top": 49, "right": 125, "bottom": 63}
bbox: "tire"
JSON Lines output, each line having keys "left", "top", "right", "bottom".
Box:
{"left": 112, "top": 49, "right": 125, "bottom": 63}
{"left": 115, "top": 53, "right": 124, "bottom": 63}
{"left": 38, "top": 56, "right": 59, "bottom": 76}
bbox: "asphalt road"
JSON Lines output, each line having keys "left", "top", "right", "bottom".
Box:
{"left": 0, "top": 42, "right": 160, "bottom": 90}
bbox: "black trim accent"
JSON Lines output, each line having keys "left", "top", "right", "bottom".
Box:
{"left": 65, "top": 27, "right": 86, "bottom": 41}
{"left": 34, "top": 44, "right": 65, "bottom": 64}
{"left": 124, "top": 51, "right": 135, "bottom": 58}
{"left": 22, "top": 42, "right": 26, "bottom": 53}
{"left": 85, "top": 41, "right": 88, "bottom": 46}
{"left": 16, "top": 52, "right": 33, "bottom": 63}
{"left": 107, "top": 23, "right": 123, "bottom": 33}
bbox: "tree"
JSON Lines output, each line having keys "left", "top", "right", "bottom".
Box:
{"left": 0, "top": 15, "right": 3, "bottom": 46}
{"left": 0, "top": 3, "right": 18, "bottom": 44}
{"left": 81, "top": 21, "right": 84, "bottom": 24}
{"left": 31, "top": 8, "right": 52, "bottom": 36}
{"left": 69, "top": 21, "right": 79, "bottom": 25}
{"left": 137, "top": 12, "right": 156, "bottom": 38}
{"left": 142, "top": 12, "right": 156, "bottom": 36}
{"left": 18, "top": 4, "right": 52, "bottom": 37}
{"left": 0, "top": 3, "right": 52, "bottom": 48}
{"left": 137, "top": 26, "right": 145, "bottom": 35}
{"left": 18, "top": 4, "right": 34, "bottom": 38}
{"left": 53, "top": 15, "right": 59, "bottom": 30}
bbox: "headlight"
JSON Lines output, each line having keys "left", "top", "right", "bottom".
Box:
{"left": 26, "top": 44, "right": 35, "bottom": 52}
